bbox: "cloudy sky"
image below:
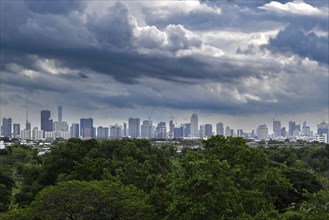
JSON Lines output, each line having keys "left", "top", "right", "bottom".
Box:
{"left": 1, "top": 0, "right": 328, "bottom": 132}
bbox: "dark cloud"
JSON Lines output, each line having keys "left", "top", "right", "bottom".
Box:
{"left": 268, "top": 24, "right": 328, "bottom": 64}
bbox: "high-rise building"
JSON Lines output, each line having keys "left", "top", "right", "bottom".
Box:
{"left": 156, "top": 122, "right": 167, "bottom": 138}
{"left": 273, "top": 120, "right": 281, "bottom": 138}
{"left": 216, "top": 122, "right": 224, "bottom": 135}
{"left": 80, "top": 118, "right": 95, "bottom": 139}
{"left": 182, "top": 123, "right": 191, "bottom": 137}
{"left": 21, "top": 129, "right": 31, "bottom": 140}
{"left": 280, "top": 127, "right": 286, "bottom": 137}
{"left": 199, "top": 125, "right": 205, "bottom": 138}
{"left": 128, "top": 118, "right": 140, "bottom": 138}
{"left": 97, "top": 126, "right": 109, "bottom": 139}
{"left": 237, "top": 129, "right": 243, "bottom": 137}
{"left": 141, "top": 120, "right": 154, "bottom": 139}
{"left": 58, "top": 106, "right": 62, "bottom": 123}
{"left": 288, "top": 121, "right": 296, "bottom": 137}
{"left": 205, "top": 124, "right": 212, "bottom": 137}
{"left": 110, "top": 124, "right": 122, "bottom": 139}
{"left": 174, "top": 127, "right": 183, "bottom": 138}
{"left": 190, "top": 114, "right": 198, "bottom": 138}
{"left": 257, "top": 124, "right": 268, "bottom": 140}
{"left": 225, "top": 126, "right": 231, "bottom": 136}
{"left": 70, "top": 123, "right": 80, "bottom": 138}
{"left": 169, "top": 120, "right": 175, "bottom": 139}
{"left": 13, "top": 124, "right": 20, "bottom": 138}
{"left": 123, "top": 122, "right": 127, "bottom": 137}
{"left": 41, "top": 110, "right": 53, "bottom": 132}
{"left": 302, "top": 121, "right": 311, "bottom": 136}
{"left": 32, "top": 127, "right": 43, "bottom": 141}
{"left": 317, "top": 121, "right": 329, "bottom": 143}
{"left": 2, "top": 118, "right": 12, "bottom": 138}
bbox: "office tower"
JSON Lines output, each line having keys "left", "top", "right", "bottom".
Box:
{"left": 237, "top": 129, "right": 243, "bottom": 137}
{"left": 13, "top": 124, "right": 20, "bottom": 138}
{"left": 110, "top": 124, "right": 122, "bottom": 139}
{"left": 25, "top": 109, "right": 31, "bottom": 130}
{"left": 2, "top": 118, "right": 12, "bottom": 138}
{"left": 123, "top": 122, "right": 127, "bottom": 137}
{"left": 156, "top": 122, "right": 167, "bottom": 138}
{"left": 141, "top": 120, "right": 154, "bottom": 139}
{"left": 190, "top": 114, "right": 199, "bottom": 138}
{"left": 205, "top": 124, "right": 212, "bottom": 137}
{"left": 216, "top": 122, "right": 224, "bottom": 135}
{"left": 58, "top": 106, "right": 62, "bottom": 123}
{"left": 225, "top": 126, "right": 231, "bottom": 136}
{"left": 97, "top": 126, "right": 109, "bottom": 139}
{"left": 80, "top": 118, "right": 95, "bottom": 138}
{"left": 41, "top": 110, "right": 53, "bottom": 132}
{"left": 182, "top": 123, "right": 191, "bottom": 137}
{"left": 257, "top": 124, "right": 268, "bottom": 140}
{"left": 70, "top": 123, "right": 80, "bottom": 138}
{"left": 174, "top": 127, "right": 182, "bottom": 138}
{"left": 280, "top": 127, "right": 286, "bottom": 137}
{"left": 230, "top": 129, "right": 235, "bottom": 137}
{"left": 199, "top": 125, "right": 205, "bottom": 138}
{"left": 302, "top": 121, "right": 311, "bottom": 136}
{"left": 273, "top": 120, "right": 281, "bottom": 138}
{"left": 169, "top": 120, "right": 174, "bottom": 139}
{"left": 128, "top": 118, "right": 140, "bottom": 138}
{"left": 288, "top": 121, "right": 296, "bottom": 137}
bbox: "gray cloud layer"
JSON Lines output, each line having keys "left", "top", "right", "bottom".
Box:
{"left": 1, "top": 0, "right": 328, "bottom": 126}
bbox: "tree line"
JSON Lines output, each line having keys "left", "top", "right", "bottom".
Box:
{"left": 0, "top": 136, "right": 328, "bottom": 219}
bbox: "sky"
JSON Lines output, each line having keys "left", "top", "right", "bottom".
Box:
{"left": 0, "top": 0, "right": 328, "bottom": 132}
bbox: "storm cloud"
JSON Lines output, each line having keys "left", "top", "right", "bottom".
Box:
{"left": 0, "top": 0, "right": 328, "bottom": 130}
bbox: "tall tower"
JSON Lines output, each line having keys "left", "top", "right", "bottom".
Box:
{"left": 190, "top": 114, "right": 199, "bottom": 138}
{"left": 128, "top": 117, "right": 140, "bottom": 138}
{"left": 41, "top": 110, "right": 52, "bottom": 132}
{"left": 58, "top": 106, "right": 62, "bottom": 123}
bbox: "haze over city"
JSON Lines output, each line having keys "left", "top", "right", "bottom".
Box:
{"left": 1, "top": 0, "right": 328, "bottom": 132}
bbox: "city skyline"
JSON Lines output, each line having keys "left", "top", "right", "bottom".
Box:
{"left": 1, "top": 1, "right": 328, "bottom": 133}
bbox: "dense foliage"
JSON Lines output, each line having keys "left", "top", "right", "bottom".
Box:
{"left": 0, "top": 137, "right": 328, "bottom": 219}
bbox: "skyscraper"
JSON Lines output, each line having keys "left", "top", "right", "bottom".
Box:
{"left": 288, "top": 121, "right": 296, "bottom": 137}
{"left": 128, "top": 118, "right": 140, "bottom": 138}
{"left": 110, "top": 124, "right": 122, "bottom": 139}
{"left": 58, "top": 106, "right": 62, "bottom": 123}
{"left": 80, "top": 118, "right": 95, "bottom": 138}
{"left": 169, "top": 120, "right": 175, "bottom": 139}
{"left": 97, "top": 126, "right": 109, "bottom": 139}
{"left": 41, "top": 110, "right": 53, "bottom": 132}
{"left": 141, "top": 120, "right": 154, "bottom": 139}
{"left": 156, "top": 122, "right": 167, "bottom": 138}
{"left": 123, "top": 122, "right": 127, "bottom": 137}
{"left": 225, "top": 126, "right": 231, "bottom": 136}
{"left": 2, "top": 118, "right": 12, "bottom": 138}
{"left": 216, "top": 122, "right": 224, "bottom": 135}
{"left": 204, "top": 124, "right": 212, "bottom": 137}
{"left": 273, "top": 120, "right": 281, "bottom": 138}
{"left": 70, "top": 123, "right": 80, "bottom": 138}
{"left": 190, "top": 114, "right": 198, "bottom": 138}
{"left": 13, "top": 124, "right": 20, "bottom": 138}
{"left": 257, "top": 124, "right": 268, "bottom": 140}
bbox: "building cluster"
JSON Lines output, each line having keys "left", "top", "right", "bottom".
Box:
{"left": 1, "top": 106, "right": 329, "bottom": 144}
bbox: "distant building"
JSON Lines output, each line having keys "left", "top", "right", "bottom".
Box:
{"left": 141, "top": 120, "right": 153, "bottom": 139}
{"left": 156, "top": 122, "right": 167, "bottom": 138}
{"left": 199, "top": 125, "right": 205, "bottom": 138}
{"left": 313, "top": 133, "right": 328, "bottom": 144}
{"left": 257, "top": 124, "right": 268, "bottom": 140}
{"left": 205, "top": 124, "right": 212, "bottom": 137}
{"left": 110, "top": 124, "right": 122, "bottom": 139}
{"left": 58, "top": 106, "right": 62, "bottom": 123}
{"left": 216, "top": 122, "right": 224, "bottom": 135}
{"left": 32, "top": 127, "right": 43, "bottom": 141}
{"left": 288, "top": 121, "right": 296, "bottom": 137}
{"left": 128, "top": 118, "right": 140, "bottom": 138}
{"left": 174, "top": 127, "right": 183, "bottom": 138}
{"left": 70, "top": 123, "right": 80, "bottom": 138}
{"left": 80, "top": 118, "right": 95, "bottom": 139}
{"left": 237, "top": 129, "right": 243, "bottom": 137}
{"left": 41, "top": 110, "right": 53, "bottom": 132}
{"left": 280, "top": 127, "right": 286, "bottom": 137}
{"left": 225, "top": 126, "right": 231, "bottom": 137}
{"left": 302, "top": 121, "right": 311, "bottom": 137}
{"left": 2, "top": 118, "right": 12, "bottom": 138}
{"left": 97, "top": 126, "right": 109, "bottom": 139}
{"left": 21, "top": 129, "right": 31, "bottom": 140}
{"left": 169, "top": 120, "right": 175, "bottom": 139}
{"left": 123, "top": 122, "right": 127, "bottom": 137}
{"left": 317, "top": 121, "right": 329, "bottom": 143}
{"left": 273, "top": 120, "right": 281, "bottom": 138}
{"left": 13, "top": 124, "right": 20, "bottom": 138}
{"left": 182, "top": 123, "right": 191, "bottom": 137}
{"left": 190, "top": 114, "right": 199, "bottom": 138}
